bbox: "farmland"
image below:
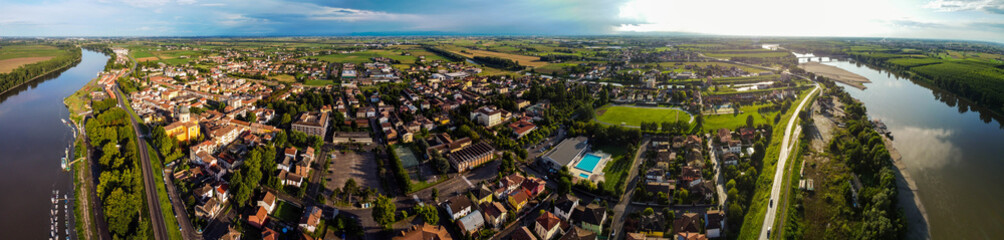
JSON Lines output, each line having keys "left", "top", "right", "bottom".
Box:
{"left": 0, "top": 45, "right": 68, "bottom": 73}
{"left": 595, "top": 105, "right": 692, "bottom": 127}
{"left": 447, "top": 47, "right": 550, "bottom": 68}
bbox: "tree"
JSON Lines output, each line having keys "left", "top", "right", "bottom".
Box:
{"left": 343, "top": 178, "right": 359, "bottom": 201}
{"left": 643, "top": 207, "right": 655, "bottom": 217}
{"left": 416, "top": 205, "right": 439, "bottom": 224}
{"left": 558, "top": 176, "right": 572, "bottom": 195}
{"left": 431, "top": 188, "right": 439, "bottom": 201}
{"left": 746, "top": 115, "right": 755, "bottom": 128}
{"left": 372, "top": 194, "right": 397, "bottom": 227}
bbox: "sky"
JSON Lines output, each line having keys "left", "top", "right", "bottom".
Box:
{"left": 0, "top": 0, "right": 1002, "bottom": 43}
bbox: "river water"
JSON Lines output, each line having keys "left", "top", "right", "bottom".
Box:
{"left": 0, "top": 49, "right": 107, "bottom": 239}
{"left": 818, "top": 60, "right": 1004, "bottom": 239}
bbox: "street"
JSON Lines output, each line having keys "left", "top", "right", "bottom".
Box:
{"left": 609, "top": 138, "right": 650, "bottom": 240}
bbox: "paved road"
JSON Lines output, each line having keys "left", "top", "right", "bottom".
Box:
{"left": 758, "top": 85, "right": 819, "bottom": 240}
{"left": 164, "top": 169, "right": 200, "bottom": 240}
{"left": 708, "top": 138, "right": 728, "bottom": 210}
{"left": 114, "top": 85, "right": 169, "bottom": 240}
{"left": 609, "top": 138, "right": 650, "bottom": 240}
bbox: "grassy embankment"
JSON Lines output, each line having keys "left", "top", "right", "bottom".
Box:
{"left": 736, "top": 88, "right": 817, "bottom": 239}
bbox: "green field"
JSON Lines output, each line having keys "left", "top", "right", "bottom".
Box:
{"left": 312, "top": 48, "right": 447, "bottom": 64}
{"left": 703, "top": 103, "right": 777, "bottom": 131}
{"left": 0, "top": 45, "right": 66, "bottom": 60}
{"left": 598, "top": 145, "right": 632, "bottom": 194}
{"left": 595, "top": 105, "right": 691, "bottom": 127}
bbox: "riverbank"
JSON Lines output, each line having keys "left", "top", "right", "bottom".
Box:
{"left": 799, "top": 62, "right": 869, "bottom": 89}
{"left": 0, "top": 53, "right": 82, "bottom": 96}
{"left": 882, "top": 135, "right": 931, "bottom": 240}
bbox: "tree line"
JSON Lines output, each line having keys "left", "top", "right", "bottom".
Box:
{"left": 86, "top": 99, "right": 150, "bottom": 239}
{"left": 472, "top": 56, "right": 524, "bottom": 71}
{"left": 0, "top": 45, "right": 80, "bottom": 95}
{"left": 423, "top": 46, "right": 466, "bottom": 62}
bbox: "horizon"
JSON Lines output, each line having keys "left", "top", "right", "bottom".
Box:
{"left": 1, "top": 0, "right": 1002, "bottom": 43}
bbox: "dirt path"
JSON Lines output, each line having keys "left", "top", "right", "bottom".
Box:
{"left": 75, "top": 154, "right": 93, "bottom": 240}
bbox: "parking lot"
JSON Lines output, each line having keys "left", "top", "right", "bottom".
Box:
{"left": 325, "top": 150, "right": 384, "bottom": 194}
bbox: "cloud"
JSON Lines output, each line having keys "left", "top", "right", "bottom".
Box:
{"left": 923, "top": 0, "right": 1004, "bottom": 14}
{"left": 309, "top": 7, "right": 421, "bottom": 22}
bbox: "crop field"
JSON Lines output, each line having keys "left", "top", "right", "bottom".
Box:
{"left": 595, "top": 105, "right": 691, "bottom": 127}
{"left": 0, "top": 45, "right": 67, "bottom": 73}
{"left": 887, "top": 57, "right": 943, "bottom": 67}
{"left": 449, "top": 48, "right": 550, "bottom": 67}
{"left": 704, "top": 50, "right": 792, "bottom": 59}
{"left": 650, "top": 61, "right": 765, "bottom": 73}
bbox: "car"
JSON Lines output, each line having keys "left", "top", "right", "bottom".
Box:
{"left": 769, "top": 199, "right": 773, "bottom": 207}
{"left": 767, "top": 227, "right": 772, "bottom": 237}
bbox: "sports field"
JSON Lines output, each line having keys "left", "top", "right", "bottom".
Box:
{"left": 595, "top": 105, "right": 692, "bottom": 127}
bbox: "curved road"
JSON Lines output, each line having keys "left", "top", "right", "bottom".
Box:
{"left": 759, "top": 84, "right": 818, "bottom": 240}
{"left": 114, "top": 84, "right": 169, "bottom": 240}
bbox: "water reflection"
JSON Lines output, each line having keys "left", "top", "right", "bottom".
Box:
{"left": 891, "top": 126, "right": 961, "bottom": 170}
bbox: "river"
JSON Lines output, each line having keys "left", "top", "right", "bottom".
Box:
{"left": 816, "top": 59, "right": 1004, "bottom": 239}
{"left": 0, "top": 49, "right": 107, "bottom": 239}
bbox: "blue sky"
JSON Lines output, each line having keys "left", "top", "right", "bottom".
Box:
{"left": 0, "top": 0, "right": 1002, "bottom": 43}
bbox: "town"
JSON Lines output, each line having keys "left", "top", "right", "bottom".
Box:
{"left": 53, "top": 37, "right": 893, "bottom": 240}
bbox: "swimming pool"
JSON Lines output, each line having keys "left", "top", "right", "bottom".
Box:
{"left": 575, "top": 153, "right": 603, "bottom": 173}
{"left": 579, "top": 173, "right": 590, "bottom": 178}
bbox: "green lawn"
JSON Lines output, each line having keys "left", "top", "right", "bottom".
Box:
{"left": 703, "top": 104, "right": 776, "bottom": 131}
{"left": 597, "top": 144, "right": 632, "bottom": 194}
{"left": 595, "top": 105, "right": 691, "bottom": 127}
{"left": 273, "top": 201, "right": 303, "bottom": 223}
{"left": 304, "top": 79, "right": 336, "bottom": 86}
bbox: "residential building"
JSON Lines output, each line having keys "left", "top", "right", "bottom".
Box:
{"left": 291, "top": 111, "right": 329, "bottom": 138}
{"left": 457, "top": 210, "right": 486, "bottom": 234}
{"left": 535, "top": 211, "right": 564, "bottom": 240}
{"left": 470, "top": 106, "right": 502, "bottom": 127}
{"left": 299, "top": 206, "right": 323, "bottom": 233}
{"left": 258, "top": 191, "right": 277, "bottom": 214}
{"left": 481, "top": 202, "right": 508, "bottom": 228}
{"left": 393, "top": 224, "right": 453, "bottom": 240}
{"left": 511, "top": 227, "right": 538, "bottom": 240}
{"left": 508, "top": 189, "right": 531, "bottom": 212}
{"left": 249, "top": 206, "right": 268, "bottom": 228}
{"left": 705, "top": 210, "right": 725, "bottom": 238}
{"left": 445, "top": 195, "right": 474, "bottom": 220}
{"left": 559, "top": 226, "right": 597, "bottom": 240}
{"left": 571, "top": 203, "right": 606, "bottom": 234}
{"left": 553, "top": 195, "right": 579, "bottom": 220}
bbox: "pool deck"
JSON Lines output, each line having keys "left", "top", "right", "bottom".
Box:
{"left": 569, "top": 152, "right": 611, "bottom": 183}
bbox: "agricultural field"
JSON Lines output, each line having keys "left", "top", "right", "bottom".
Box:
{"left": 595, "top": 105, "right": 692, "bottom": 127}
{"left": 886, "top": 57, "right": 943, "bottom": 68}
{"left": 447, "top": 47, "right": 550, "bottom": 68}
{"left": 704, "top": 49, "right": 792, "bottom": 59}
{"left": 0, "top": 45, "right": 67, "bottom": 73}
